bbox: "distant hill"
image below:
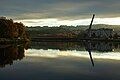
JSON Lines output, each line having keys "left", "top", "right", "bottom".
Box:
{"left": 92, "top": 24, "right": 120, "bottom": 31}
{"left": 26, "top": 24, "right": 120, "bottom": 38}
{"left": 27, "top": 24, "right": 120, "bottom": 31}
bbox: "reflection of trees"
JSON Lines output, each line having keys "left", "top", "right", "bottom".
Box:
{"left": 29, "top": 42, "right": 85, "bottom": 51}
{"left": 30, "top": 41, "right": 120, "bottom": 52}
{"left": 0, "top": 43, "right": 28, "bottom": 68}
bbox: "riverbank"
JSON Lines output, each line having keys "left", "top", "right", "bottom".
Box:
{"left": 31, "top": 37, "right": 120, "bottom": 42}
{"left": 0, "top": 38, "right": 29, "bottom": 44}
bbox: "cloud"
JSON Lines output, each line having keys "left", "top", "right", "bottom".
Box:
{"left": 0, "top": 0, "right": 120, "bottom": 20}
{"left": 15, "top": 17, "right": 120, "bottom": 26}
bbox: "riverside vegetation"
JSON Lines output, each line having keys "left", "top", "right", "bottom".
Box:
{"left": 0, "top": 17, "right": 29, "bottom": 43}
{"left": 27, "top": 24, "right": 120, "bottom": 39}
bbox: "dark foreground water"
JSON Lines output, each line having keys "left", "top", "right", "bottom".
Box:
{"left": 0, "top": 41, "right": 120, "bottom": 80}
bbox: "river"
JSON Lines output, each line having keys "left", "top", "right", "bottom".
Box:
{"left": 0, "top": 41, "right": 120, "bottom": 80}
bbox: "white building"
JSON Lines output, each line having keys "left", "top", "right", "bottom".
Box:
{"left": 86, "top": 28, "right": 113, "bottom": 38}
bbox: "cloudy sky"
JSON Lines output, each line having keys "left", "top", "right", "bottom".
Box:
{"left": 0, "top": 0, "right": 120, "bottom": 26}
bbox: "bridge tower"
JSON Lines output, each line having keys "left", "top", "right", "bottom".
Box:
{"left": 87, "top": 14, "right": 95, "bottom": 38}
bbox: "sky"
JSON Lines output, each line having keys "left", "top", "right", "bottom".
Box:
{"left": 0, "top": 0, "right": 120, "bottom": 26}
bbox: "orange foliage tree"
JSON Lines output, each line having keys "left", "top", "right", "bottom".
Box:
{"left": 0, "top": 18, "right": 29, "bottom": 40}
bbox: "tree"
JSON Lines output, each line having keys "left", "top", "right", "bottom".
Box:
{"left": 0, "top": 18, "right": 29, "bottom": 40}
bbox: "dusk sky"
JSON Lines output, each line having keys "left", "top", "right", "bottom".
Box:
{"left": 0, "top": 0, "right": 120, "bottom": 26}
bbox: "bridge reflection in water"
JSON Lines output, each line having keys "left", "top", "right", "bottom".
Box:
{"left": 29, "top": 41, "right": 120, "bottom": 66}
{"left": 0, "top": 41, "right": 120, "bottom": 68}
{"left": 29, "top": 41, "right": 120, "bottom": 52}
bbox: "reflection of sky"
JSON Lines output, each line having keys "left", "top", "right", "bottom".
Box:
{"left": 25, "top": 49, "right": 120, "bottom": 60}
{"left": 0, "top": 49, "right": 120, "bottom": 80}
{"left": 1, "top": 56, "right": 120, "bottom": 80}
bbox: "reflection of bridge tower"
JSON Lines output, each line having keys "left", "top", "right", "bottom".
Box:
{"left": 84, "top": 41, "right": 94, "bottom": 66}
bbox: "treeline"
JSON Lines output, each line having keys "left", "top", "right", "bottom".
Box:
{"left": 27, "top": 24, "right": 120, "bottom": 38}
{"left": 0, "top": 18, "right": 29, "bottom": 41}
{"left": 27, "top": 27, "right": 84, "bottom": 38}
{"left": 28, "top": 24, "right": 120, "bottom": 31}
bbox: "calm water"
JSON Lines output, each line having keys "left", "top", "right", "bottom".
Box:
{"left": 0, "top": 41, "right": 120, "bottom": 80}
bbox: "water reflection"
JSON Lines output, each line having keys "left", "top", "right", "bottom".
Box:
{"left": 0, "top": 41, "right": 120, "bottom": 68}
{"left": 29, "top": 41, "right": 120, "bottom": 52}
{"left": 29, "top": 41, "right": 120, "bottom": 66}
{"left": 0, "top": 43, "right": 28, "bottom": 68}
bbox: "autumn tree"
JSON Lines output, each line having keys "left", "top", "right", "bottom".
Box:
{"left": 0, "top": 17, "right": 29, "bottom": 40}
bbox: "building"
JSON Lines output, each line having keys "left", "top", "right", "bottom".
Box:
{"left": 86, "top": 28, "right": 114, "bottom": 38}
